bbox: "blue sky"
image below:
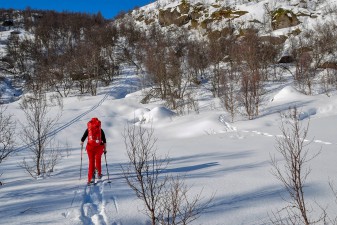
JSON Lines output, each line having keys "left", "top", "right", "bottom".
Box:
{"left": 1, "top": 0, "right": 154, "bottom": 19}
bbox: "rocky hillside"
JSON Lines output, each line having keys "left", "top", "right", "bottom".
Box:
{"left": 130, "top": 0, "right": 336, "bottom": 47}
{"left": 1, "top": 0, "right": 337, "bottom": 111}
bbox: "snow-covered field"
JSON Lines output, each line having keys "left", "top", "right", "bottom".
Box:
{"left": 1, "top": 65, "right": 337, "bottom": 225}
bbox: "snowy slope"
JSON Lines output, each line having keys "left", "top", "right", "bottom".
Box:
{"left": 1, "top": 64, "right": 337, "bottom": 225}
{"left": 1, "top": 0, "right": 337, "bottom": 224}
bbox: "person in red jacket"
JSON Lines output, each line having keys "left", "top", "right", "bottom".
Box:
{"left": 81, "top": 118, "right": 107, "bottom": 185}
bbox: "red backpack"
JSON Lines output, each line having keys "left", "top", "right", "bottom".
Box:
{"left": 87, "top": 118, "right": 101, "bottom": 146}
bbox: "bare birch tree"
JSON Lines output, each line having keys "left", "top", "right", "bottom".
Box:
{"left": 0, "top": 106, "right": 16, "bottom": 184}
{"left": 157, "top": 175, "right": 212, "bottom": 225}
{"left": 122, "top": 124, "right": 166, "bottom": 225}
{"left": 122, "top": 124, "right": 212, "bottom": 225}
{"left": 270, "top": 107, "right": 322, "bottom": 225}
{"left": 0, "top": 106, "right": 16, "bottom": 164}
{"left": 19, "top": 88, "right": 62, "bottom": 178}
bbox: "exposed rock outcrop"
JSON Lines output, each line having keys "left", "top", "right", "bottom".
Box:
{"left": 272, "top": 8, "right": 300, "bottom": 30}
{"left": 157, "top": 3, "right": 247, "bottom": 29}
{"left": 159, "top": 8, "right": 190, "bottom": 26}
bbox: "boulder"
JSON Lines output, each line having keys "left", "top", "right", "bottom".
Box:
{"left": 278, "top": 55, "right": 295, "bottom": 63}
{"left": 158, "top": 8, "right": 190, "bottom": 27}
{"left": 272, "top": 8, "right": 300, "bottom": 30}
{"left": 178, "top": 2, "right": 190, "bottom": 14}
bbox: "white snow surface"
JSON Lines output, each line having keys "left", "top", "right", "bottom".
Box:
{"left": 1, "top": 67, "right": 337, "bottom": 225}
{"left": 1, "top": 0, "right": 337, "bottom": 224}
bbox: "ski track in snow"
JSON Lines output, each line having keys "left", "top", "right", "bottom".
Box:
{"left": 61, "top": 70, "right": 138, "bottom": 225}
{"left": 19, "top": 71, "right": 136, "bottom": 224}
{"left": 61, "top": 71, "right": 136, "bottom": 225}
{"left": 77, "top": 181, "right": 120, "bottom": 225}
{"left": 15, "top": 91, "right": 110, "bottom": 153}
{"left": 15, "top": 67, "right": 140, "bottom": 153}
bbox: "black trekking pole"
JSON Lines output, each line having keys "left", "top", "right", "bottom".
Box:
{"left": 80, "top": 144, "right": 83, "bottom": 180}
{"left": 104, "top": 152, "right": 111, "bottom": 184}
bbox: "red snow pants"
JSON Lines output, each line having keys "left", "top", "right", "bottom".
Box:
{"left": 86, "top": 144, "right": 104, "bottom": 182}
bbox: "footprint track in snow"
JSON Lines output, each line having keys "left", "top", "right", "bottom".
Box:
{"left": 74, "top": 181, "right": 120, "bottom": 225}
{"left": 314, "top": 140, "right": 332, "bottom": 145}
{"left": 242, "top": 130, "right": 333, "bottom": 145}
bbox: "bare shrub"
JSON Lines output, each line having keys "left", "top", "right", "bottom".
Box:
{"left": 172, "top": 92, "right": 199, "bottom": 116}
{"left": 219, "top": 67, "right": 240, "bottom": 122}
{"left": 122, "top": 124, "right": 165, "bottom": 224}
{"left": 231, "top": 29, "right": 265, "bottom": 119}
{"left": 295, "top": 51, "right": 314, "bottom": 95}
{"left": 0, "top": 106, "right": 16, "bottom": 164}
{"left": 0, "top": 106, "right": 16, "bottom": 184}
{"left": 320, "top": 69, "right": 337, "bottom": 96}
{"left": 328, "top": 181, "right": 337, "bottom": 225}
{"left": 185, "top": 92, "right": 200, "bottom": 115}
{"left": 270, "top": 107, "right": 322, "bottom": 225}
{"left": 239, "top": 69, "right": 264, "bottom": 120}
{"left": 19, "top": 89, "right": 63, "bottom": 178}
{"left": 122, "top": 124, "right": 211, "bottom": 225}
{"left": 289, "top": 21, "right": 337, "bottom": 95}
{"left": 157, "top": 175, "right": 212, "bottom": 225}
